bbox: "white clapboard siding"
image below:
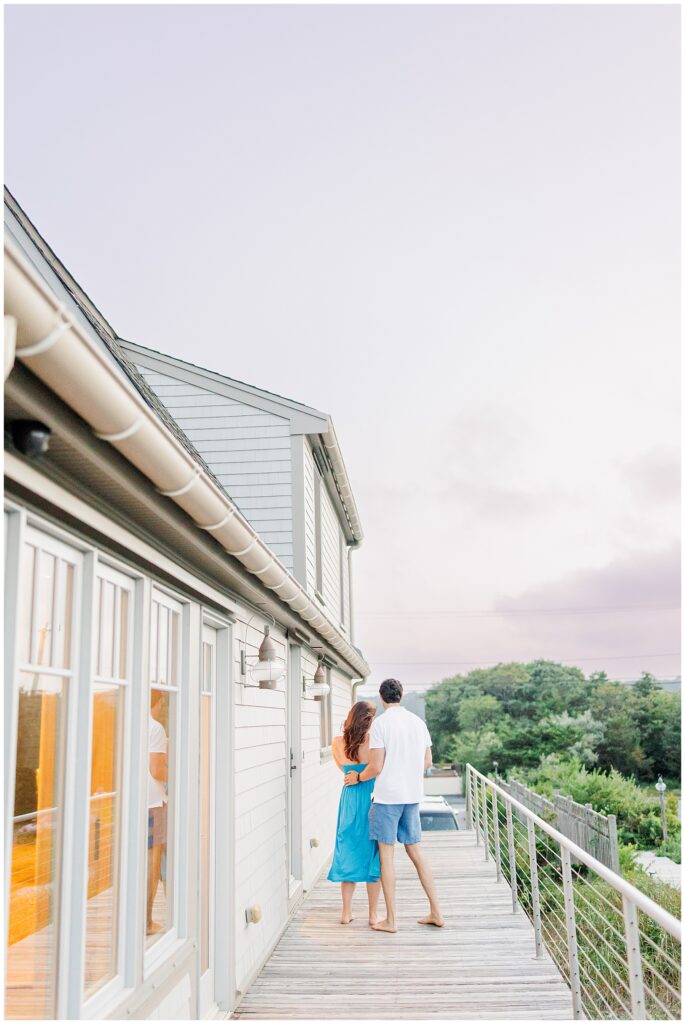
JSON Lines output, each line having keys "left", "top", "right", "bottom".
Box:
{"left": 135, "top": 364, "right": 294, "bottom": 572}
{"left": 233, "top": 607, "right": 289, "bottom": 992}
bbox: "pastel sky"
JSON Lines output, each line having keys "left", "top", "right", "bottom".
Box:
{"left": 5, "top": 5, "right": 680, "bottom": 690}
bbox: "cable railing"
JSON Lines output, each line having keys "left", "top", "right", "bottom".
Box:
{"left": 465, "top": 764, "right": 682, "bottom": 1020}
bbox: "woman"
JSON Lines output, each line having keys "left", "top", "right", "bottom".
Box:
{"left": 327, "top": 701, "right": 382, "bottom": 925}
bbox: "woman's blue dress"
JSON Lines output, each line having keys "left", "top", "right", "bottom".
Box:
{"left": 327, "top": 764, "right": 380, "bottom": 883}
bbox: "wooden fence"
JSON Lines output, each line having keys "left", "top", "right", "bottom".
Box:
{"left": 498, "top": 776, "right": 620, "bottom": 874}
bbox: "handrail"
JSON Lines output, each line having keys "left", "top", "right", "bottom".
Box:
{"left": 467, "top": 764, "right": 681, "bottom": 941}
{"left": 465, "top": 764, "right": 682, "bottom": 1021}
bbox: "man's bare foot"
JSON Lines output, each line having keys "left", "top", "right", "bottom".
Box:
{"left": 372, "top": 919, "right": 397, "bottom": 933}
{"left": 368, "top": 916, "right": 379, "bottom": 927}
{"left": 340, "top": 914, "right": 354, "bottom": 925}
{"left": 418, "top": 913, "right": 445, "bottom": 927}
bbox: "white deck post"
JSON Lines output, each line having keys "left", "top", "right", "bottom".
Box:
{"left": 506, "top": 799, "right": 518, "bottom": 912}
{"left": 473, "top": 771, "right": 481, "bottom": 846}
{"left": 481, "top": 777, "right": 490, "bottom": 861}
{"left": 622, "top": 895, "right": 646, "bottom": 1019}
{"left": 466, "top": 766, "right": 473, "bottom": 830}
{"left": 491, "top": 786, "right": 502, "bottom": 882}
{"left": 560, "top": 847, "right": 583, "bottom": 1019}
{"left": 526, "top": 818, "right": 544, "bottom": 958}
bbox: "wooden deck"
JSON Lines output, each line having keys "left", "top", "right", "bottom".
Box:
{"left": 233, "top": 832, "right": 573, "bottom": 1020}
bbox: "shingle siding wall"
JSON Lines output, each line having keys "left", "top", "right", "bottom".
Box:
{"left": 134, "top": 365, "right": 294, "bottom": 572}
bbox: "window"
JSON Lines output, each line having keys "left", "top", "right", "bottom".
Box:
{"left": 83, "top": 565, "right": 134, "bottom": 998}
{"left": 145, "top": 589, "right": 182, "bottom": 948}
{"left": 6, "top": 528, "right": 79, "bottom": 1020}
{"left": 319, "top": 667, "right": 332, "bottom": 750}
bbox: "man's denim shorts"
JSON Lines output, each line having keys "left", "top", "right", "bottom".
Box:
{"left": 369, "top": 801, "right": 421, "bottom": 845}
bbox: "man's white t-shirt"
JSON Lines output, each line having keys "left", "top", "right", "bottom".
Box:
{"left": 369, "top": 706, "right": 432, "bottom": 805}
{"left": 148, "top": 715, "right": 168, "bottom": 808}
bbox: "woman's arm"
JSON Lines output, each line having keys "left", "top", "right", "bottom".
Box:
{"left": 331, "top": 735, "right": 345, "bottom": 771}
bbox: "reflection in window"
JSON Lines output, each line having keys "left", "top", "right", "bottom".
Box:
{"left": 146, "top": 592, "right": 180, "bottom": 947}
{"left": 6, "top": 537, "right": 77, "bottom": 1020}
{"left": 83, "top": 572, "right": 131, "bottom": 998}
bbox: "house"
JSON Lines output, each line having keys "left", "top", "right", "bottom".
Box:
{"left": 3, "top": 189, "right": 369, "bottom": 1020}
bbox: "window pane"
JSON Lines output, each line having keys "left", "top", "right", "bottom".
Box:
{"left": 99, "top": 582, "right": 115, "bottom": 679}
{"left": 158, "top": 606, "right": 168, "bottom": 685}
{"left": 18, "top": 544, "right": 36, "bottom": 665}
{"left": 117, "top": 589, "right": 129, "bottom": 680}
{"left": 59, "top": 564, "right": 74, "bottom": 671}
{"left": 35, "top": 552, "right": 56, "bottom": 667}
{"left": 146, "top": 686, "right": 173, "bottom": 946}
{"left": 6, "top": 673, "right": 65, "bottom": 1020}
{"left": 84, "top": 684, "right": 123, "bottom": 998}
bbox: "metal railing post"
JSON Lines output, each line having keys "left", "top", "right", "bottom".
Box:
{"left": 526, "top": 818, "right": 543, "bottom": 958}
{"left": 481, "top": 777, "right": 490, "bottom": 861}
{"left": 491, "top": 786, "right": 502, "bottom": 882}
{"left": 623, "top": 895, "right": 646, "bottom": 1019}
{"left": 560, "top": 846, "right": 583, "bottom": 1019}
{"left": 506, "top": 799, "right": 518, "bottom": 913}
{"left": 473, "top": 771, "right": 481, "bottom": 846}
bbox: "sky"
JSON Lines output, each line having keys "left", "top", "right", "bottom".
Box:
{"left": 5, "top": 4, "right": 680, "bottom": 691}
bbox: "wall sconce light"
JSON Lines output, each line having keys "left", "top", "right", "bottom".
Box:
{"left": 240, "top": 617, "right": 286, "bottom": 690}
{"left": 245, "top": 904, "right": 262, "bottom": 925}
{"left": 302, "top": 659, "right": 330, "bottom": 701}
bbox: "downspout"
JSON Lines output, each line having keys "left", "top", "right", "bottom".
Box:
{"left": 4, "top": 237, "right": 370, "bottom": 678}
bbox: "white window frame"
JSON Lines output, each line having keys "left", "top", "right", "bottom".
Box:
{"left": 143, "top": 585, "right": 189, "bottom": 978}
{"left": 80, "top": 560, "right": 137, "bottom": 1017}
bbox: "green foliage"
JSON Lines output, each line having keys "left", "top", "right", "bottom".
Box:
{"left": 657, "top": 828, "right": 682, "bottom": 864}
{"left": 516, "top": 754, "right": 680, "bottom": 848}
{"left": 425, "top": 660, "right": 680, "bottom": 785}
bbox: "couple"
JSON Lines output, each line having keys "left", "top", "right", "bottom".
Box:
{"left": 327, "top": 678, "right": 444, "bottom": 933}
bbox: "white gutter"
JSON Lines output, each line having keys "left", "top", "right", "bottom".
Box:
{"left": 4, "top": 237, "right": 369, "bottom": 679}
{"left": 321, "top": 422, "right": 363, "bottom": 545}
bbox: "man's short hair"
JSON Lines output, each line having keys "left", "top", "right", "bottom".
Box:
{"left": 379, "top": 678, "right": 403, "bottom": 704}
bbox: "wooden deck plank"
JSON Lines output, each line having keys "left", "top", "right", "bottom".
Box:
{"left": 232, "top": 832, "right": 572, "bottom": 1020}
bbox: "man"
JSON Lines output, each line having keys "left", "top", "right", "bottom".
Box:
{"left": 344, "top": 678, "right": 444, "bottom": 933}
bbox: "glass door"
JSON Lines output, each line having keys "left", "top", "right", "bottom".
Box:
{"left": 198, "top": 623, "right": 217, "bottom": 1016}
{"left": 6, "top": 526, "right": 80, "bottom": 1019}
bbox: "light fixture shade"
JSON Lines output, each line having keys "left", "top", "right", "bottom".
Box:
{"left": 250, "top": 625, "right": 286, "bottom": 688}
{"left": 313, "top": 661, "right": 326, "bottom": 686}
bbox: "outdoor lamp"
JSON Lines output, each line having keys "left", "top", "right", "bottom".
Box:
{"left": 303, "top": 659, "right": 330, "bottom": 701}
{"left": 239, "top": 615, "right": 286, "bottom": 689}
{"left": 655, "top": 776, "right": 666, "bottom": 794}
{"left": 249, "top": 626, "right": 286, "bottom": 689}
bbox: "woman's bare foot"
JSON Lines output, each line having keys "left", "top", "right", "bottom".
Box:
{"left": 371, "top": 919, "right": 397, "bottom": 933}
{"left": 368, "top": 915, "right": 379, "bottom": 927}
{"left": 418, "top": 913, "right": 445, "bottom": 927}
{"left": 146, "top": 920, "right": 164, "bottom": 935}
{"left": 340, "top": 914, "right": 354, "bottom": 925}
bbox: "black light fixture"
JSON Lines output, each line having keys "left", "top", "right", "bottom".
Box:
{"left": 10, "top": 420, "right": 51, "bottom": 457}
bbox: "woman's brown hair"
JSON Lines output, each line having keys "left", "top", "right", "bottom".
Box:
{"left": 343, "top": 701, "right": 376, "bottom": 763}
